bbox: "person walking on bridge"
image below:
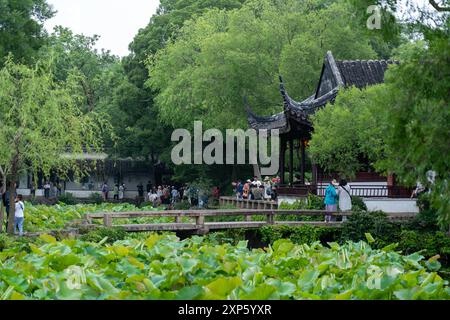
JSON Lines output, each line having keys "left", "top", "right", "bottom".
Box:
{"left": 324, "top": 179, "right": 338, "bottom": 222}
{"left": 337, "top": 179, "right": 352, "bottom": 222}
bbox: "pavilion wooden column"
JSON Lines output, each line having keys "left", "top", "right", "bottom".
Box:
{"left": 300, "top": 139, "right": 306, "bottom": 185}
{"left": 289, "top": 139, "right": 294, "bottom": 186}
{"left": 387, "top": 173, "right": 396, "bottom": 198}
{"left": 312, "top": 163, "right": 318, "bottom": 186}
{"left": 280, "top": 137, "right": 286, "bottom": 185}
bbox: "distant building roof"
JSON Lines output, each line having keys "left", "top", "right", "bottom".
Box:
{"left": 246, "top": 51, "right": 398, "bottom": 133}
{"left": 335, "top": 59, "right": 396, "bottom": 89}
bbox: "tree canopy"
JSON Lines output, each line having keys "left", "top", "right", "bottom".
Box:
{"left": 40, "top": 27, "right": 119, "bottom": 113}
{"left": 96, "top": 0, "right": 248, "bottom": 183}
{"left": 0, "top": 58, "right": 109, "bottom": 233}
{"left": 309, "top": 85, "right": 388, "bottom": 178}
{"left": 147, "top": 0, "right": 383, "bottom": 131}
{"left": 309, "top": 9, "right": 449, "bottom": 225}
{"left": 0, "top": 0, "right": 55, "bottom": 66}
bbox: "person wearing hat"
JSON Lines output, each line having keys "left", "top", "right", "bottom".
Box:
{"left": 324, "top": 179, "right": 338, "bottom": 222}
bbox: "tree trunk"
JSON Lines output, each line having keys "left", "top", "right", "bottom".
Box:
{"left": 0, "top": 169, "right": 4, "bottom": 233}
{"left": 150, "top": 152, "right": 156, "bottom": 184}
{"left": 0, "top": 203, "right": 4, "bottom": 234}
{"left": 7, "top": 179, "right": 16, "bottom": 235}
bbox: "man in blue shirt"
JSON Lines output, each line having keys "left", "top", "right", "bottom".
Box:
{"left": 236, "top": 180, "right": 244, "bottom": 200}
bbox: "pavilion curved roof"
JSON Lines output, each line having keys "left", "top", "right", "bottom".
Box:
{"left": 246, "top": 51, "right": 398, "bottom": 133}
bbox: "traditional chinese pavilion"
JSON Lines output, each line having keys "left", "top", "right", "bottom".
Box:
{"left": 246, "top": 51, "right": 400, "bottom": 197}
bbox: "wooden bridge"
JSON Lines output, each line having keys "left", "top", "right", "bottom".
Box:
{"left": 83, "top": 209, "right": 417, "bottom": 235}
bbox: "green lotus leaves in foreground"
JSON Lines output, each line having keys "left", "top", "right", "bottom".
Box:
{"left": 23, "top": 202, "right": 162, "bottom": 232}
{"left": 0, "top": 234, "right": 449, "bottom": 300}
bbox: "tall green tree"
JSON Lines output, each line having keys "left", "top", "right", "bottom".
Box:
{"left": 0, "top": 58, "right": 110, "bottom": 234}
{"left": 124, "top": 0, "right": 246, "bottom": 86}
{"left": 147, "top": 0, "right": 379, "bottom": 131}
{"left": 145, "top": 0, "right": 401, "bottom": 184}
{"left": 311, "top": 1, "right": 450, "bottom": 225}
{"left": 100, "top": 0, "right": 247, "bottom": 184}
{"left": 0, "top": 0, "right": 54, "bottom": 66}
{"left": 377, "top": 34, "right": 449, "bottom": 226}
{"left": 40, "top": 26, "right": 119, "bottom": 113}
{"left": 309, "top": 85, "right": 388, "bottom": 178}
{"left": 309, "top": 28, "right": 449, "bottom": 225}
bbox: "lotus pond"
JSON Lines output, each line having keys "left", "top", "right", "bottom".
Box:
{"left": 23, "top": 202, "right": 164, "bottom": 232}
{"left": 0, "top": 203, "right": 449, "bottom": 300}
{"left": 0, "top": 232, "right": 449, "bottom": 300}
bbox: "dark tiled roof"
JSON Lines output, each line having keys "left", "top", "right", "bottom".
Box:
{"left": 336, "top": 59, "right": 398, "bottom": 88}
{"left": 245, "top": 101, "right": 289, "bottom": 133}
{"left": 245, "top": 51, "right": 398, "bottom": 133}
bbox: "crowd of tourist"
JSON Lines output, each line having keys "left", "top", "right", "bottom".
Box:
{"left": 232, "top": 176, "right": 280, "bottom": 202}
{"left": 80, "top": 180, "right": 221, "bottom": 209}
{"left": 146, "top": 185, "right": 182, "bottom": 208}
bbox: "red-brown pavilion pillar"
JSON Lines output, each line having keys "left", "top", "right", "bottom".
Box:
{"left": 300, "top": 139, "right": 306, "bottom": 185}
{"left": 289, "top": 139, "right": 294, "bottom": 186}
{"left": 280, "top": 137, "right": 286, "bottom": 185}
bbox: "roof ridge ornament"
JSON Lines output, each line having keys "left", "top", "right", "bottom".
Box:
{"left": 326, "top": 51, "right": 345, "bottom": 88}
{"left": 278, "top": 75, "right": 289, "bottom": 110}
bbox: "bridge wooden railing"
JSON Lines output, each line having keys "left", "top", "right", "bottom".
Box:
{"left": 83, "top": 209, "right": 416, "bottom": 234}
{"left": 219, "top": 196, "right": 278, "bottom": 209}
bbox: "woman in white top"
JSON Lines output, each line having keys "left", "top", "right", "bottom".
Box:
{"left": 14, "top": 194, "right": 25, "bottom": 236}
{"left": 119, "top": 184, "right": 125, "bottom": 200}
{"left": 337, "top": 179, "right": 352, "bottom": 222}
{"left": 263, "top": 177, "right": 272, "bottom": 200}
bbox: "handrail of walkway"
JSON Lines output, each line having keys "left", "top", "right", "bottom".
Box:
{"left": 219, "top": 196, "right": 278, "bottom": 209}
{"left": 84, "top": 209, "right": 417, "bottom": 234}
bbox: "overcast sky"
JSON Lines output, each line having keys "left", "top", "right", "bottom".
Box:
{"left": 44, "top": 0, "right": 160, "bottom": 57}
{"left": 43, "top": 0, "right": 436, "bottom": 57}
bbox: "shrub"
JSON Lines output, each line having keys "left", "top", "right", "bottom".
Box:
{"left": 284, "top": 225, "right": 319, "bottom": 244}
{"left": 79, "top": 227, "right": 127, "bottom": 244}
{"left": 407, "top": 209, "right": 440, "bottom": 232}
{"left": 10, "top": 236, "right": 36, "bottom": 253}
{"left": 258, "top": 225, "right": 340, "bottom": 245}
{"left": 279, "top": 194, "right": 325, "bottom": 210}
{"left": 205, "top": 231, "right": 240, "bottom": 245}
{"left": 58, "top": 193, "right": 77, "bottom": 205}
{"left": 173, "top": 201, "right": 191, "bottom": 210}
{"left": 138, "top": 201, "right": 153, "bottom": 208}
{"left": 278, "top": 194, "right": 325, "bottom": 221}
{"left": 278, "top": 200, "right": 306, "bottom": 210}
{"left": 307, "top": 194, "right": 325, "bottom": 210}
{"left": 397, "top": 230, "right": 450, "bottom": 259}
{"left": 218, "top": 229, "right": 248, "bottom": 244}
{"left": 0, "top": 234, "right": 10, "bottom": 251}
{"left": 89, "top": 192, "right": 103, "bottom": 204}
{"left": 404, "top": 193, "right": 440, "bottom": 232}
{"left": 340, "top": 210, "right": 401, "bottom": 247}
{"left": 351, "top": 196, "right": 367, "bottom": 211}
